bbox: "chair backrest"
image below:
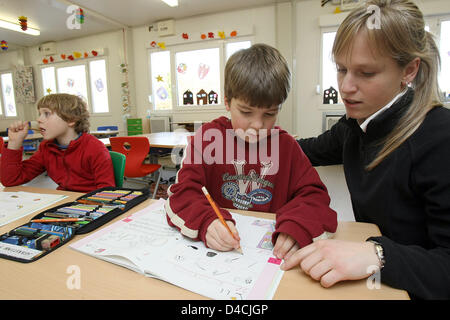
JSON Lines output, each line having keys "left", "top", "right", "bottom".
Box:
{"left": 0, "top": 136, "right": 3, "bottom": 154}
{"left": 97, "top": 126, "right": 118, "bottom": 131}
{"left": 109, "top": 151, "right": 126, "bottom": 187}
{"left": 109, "top": 137, "right": 150, "bottom": 177}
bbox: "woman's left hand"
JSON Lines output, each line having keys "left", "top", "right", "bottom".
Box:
{"left": 280, "top": 239, "right": 381, "bottom": 288}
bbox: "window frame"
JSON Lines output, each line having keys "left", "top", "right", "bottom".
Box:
{"left": 39, "top": 56, "right": 112, "bottom": 115}
{"left": 148, "top": 36, "right": 253, "bottom": 113}
{"left": 436, "top": 15, "right": 450, "bottom": 106}
{"left": 0, "top": 70, "right": 18, "bottom": 119}
{"left": 319, "top": 26, "right": 343, "bottom": 110}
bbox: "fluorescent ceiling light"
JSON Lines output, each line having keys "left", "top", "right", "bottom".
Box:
{"left": 0, "top": 18, "right": 40, "bottom": 36}
{"left": 161, "top": 0, "right": 178, "bottom": 7}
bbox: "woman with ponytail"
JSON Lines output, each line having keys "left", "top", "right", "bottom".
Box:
{"left": 282, "top": 0, "right": 450, "bottom": 299}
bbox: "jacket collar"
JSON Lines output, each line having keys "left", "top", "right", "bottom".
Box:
{"left": 344, "top": 88, "right": 414, "bottom": 140}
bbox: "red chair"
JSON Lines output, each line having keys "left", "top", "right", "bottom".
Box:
{"left": 109, "top": 136, "right": 162, "bottom": 199}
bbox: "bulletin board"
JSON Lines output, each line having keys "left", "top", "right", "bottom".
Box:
{"left": 14, "top": 65, "right": 36, "bottom": 104}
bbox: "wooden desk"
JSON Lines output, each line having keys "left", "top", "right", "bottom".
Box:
{"left": 101, "top": 131, "right": 194, "bottom": 149}
{"left": 0, "top": 186, "right": 409, "bottom": 300}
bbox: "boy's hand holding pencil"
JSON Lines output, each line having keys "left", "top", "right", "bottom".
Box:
{"left": 202, "top": 186, "right": 243, "bottom": 254}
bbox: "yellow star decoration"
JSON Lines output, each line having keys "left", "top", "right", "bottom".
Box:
{"left": 218, "top": 31, "right": 225, "bottom": 39}
{"left": 156, "top": 75, "right": 163, "bottom": 82}
{"left": 46, "top": 88, "right": 52, "bottom": 94}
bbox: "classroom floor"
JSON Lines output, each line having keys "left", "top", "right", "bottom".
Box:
{"left": 19, "top": 164, "right": 355, "bottom": 221}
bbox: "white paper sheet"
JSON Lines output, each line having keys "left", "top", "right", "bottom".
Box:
{"left": 0, "top": 191, "right": 68, "bottom": 227}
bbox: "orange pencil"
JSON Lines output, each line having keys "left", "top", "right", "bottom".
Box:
{"left": 202, "top": 186, "right": 243, "bottom": 254}
{"left": 31, "top": 218, "right": 85, "bottom": 223}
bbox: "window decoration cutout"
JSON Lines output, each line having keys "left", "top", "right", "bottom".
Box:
{"left": 323, "top": 86, "right": 338, "bottom": 104}
{"left": 95, "top": 78, "right": 104, "bottom": 92}
{"left": 208, "top": 90, "right": 218, "bottom": 104}
{"left": 183, "top": 90, "right": 194, "bottom": 105}
{"left": 157, "top": 87, "right": 169, "bottom": 100}
{"left": 177, "top": 63, "right": 187, "bottom": 74}
{"left": 196, "top": 89, "right": 207, "bottom": 105}
{"left": 198, "top": 63, "right": 210, "bottom": 79}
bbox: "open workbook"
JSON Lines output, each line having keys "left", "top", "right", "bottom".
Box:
{"left": 70, "top": 199, "right": 284, "bottom": 300}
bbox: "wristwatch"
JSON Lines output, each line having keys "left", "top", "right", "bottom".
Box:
{"left": 368, "top": 240, "right": 385, "bottom": 269}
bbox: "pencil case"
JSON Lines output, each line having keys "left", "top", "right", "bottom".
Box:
{"left": 0, "top": 186, "right": 149, "bottom": 263}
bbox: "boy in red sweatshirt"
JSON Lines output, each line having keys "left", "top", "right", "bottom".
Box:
{"left": 165, "top": 44, "right": 337, "bottom": 259}
{"left": 1, "top": 93, "right": 115, "bottom": 192}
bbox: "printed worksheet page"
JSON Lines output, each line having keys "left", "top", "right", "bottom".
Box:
{"left": 70, "top": 199, "right": 284, "bottom": 300}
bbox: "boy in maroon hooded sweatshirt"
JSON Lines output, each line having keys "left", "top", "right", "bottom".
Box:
{"left": 165, "top": 44, "right": 337, "bottom": 260}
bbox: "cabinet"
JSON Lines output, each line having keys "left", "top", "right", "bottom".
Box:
{"left": 127, "top": 118, "right": 143, "bottom": 136}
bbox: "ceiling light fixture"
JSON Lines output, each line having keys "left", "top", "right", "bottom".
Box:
{"left": 161, "top": 0, "right": 178, "bottom": 7}
{"left": 0, "top": 18, "right": 40, "bottom": 36}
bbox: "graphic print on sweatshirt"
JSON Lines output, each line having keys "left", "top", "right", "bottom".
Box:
{"left": 221, "top": 160, "right": 274, "bottom": 210}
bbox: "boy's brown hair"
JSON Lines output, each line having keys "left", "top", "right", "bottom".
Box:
{"left": 37, "top": 94, "right": 90, "bottom": 133}
{"left": 224, "top": 43, "right": 291, "bottom": 108}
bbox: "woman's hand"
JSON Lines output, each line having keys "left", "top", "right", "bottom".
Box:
{"left": 280, "top": 239, "right": 380, "bottom": 287}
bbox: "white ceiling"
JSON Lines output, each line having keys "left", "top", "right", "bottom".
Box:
{"left": 0, "top": 0, "right": 286, "bottom": 51}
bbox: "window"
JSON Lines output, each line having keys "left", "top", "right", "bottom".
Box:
{"left": 226, "top": 40, "right": 251, "bottom": 60}
{"left": 149, "top": 39, "right": 252, "bottom": 111}
{"left": 320, "top": 18, "right": 450, "bottom": 105}
{"left": 40, "top": 58, "right": 110, "bottom": 113}
{"left": 150, "top": 51, "right": 172, "bottom": 111}
{"left": 175, "top": 47, "right": 221, "bottom": 106}
{"left": 439, "top": 19, "right": 450, "bottom": 102}
{"left": 0, "top": 72, "right": 17, "bottom": 117}
{"left": 321, "top": 31, "right": 341, "bottom": 105}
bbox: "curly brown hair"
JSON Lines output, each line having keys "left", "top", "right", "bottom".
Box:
{"left": 37, "top": 94, "right": 90, "bottom": 133}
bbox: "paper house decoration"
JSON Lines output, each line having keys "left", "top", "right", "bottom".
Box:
{"left": 183, "top": 90, "right": 193, "bottom": 105}
{"left": 208, "top": 90, "right": 218, "bottom": 104}
{"left": 196, "top": 89, "right": 207, "bottom": 105}
{"left": 323, "top": 86, "right": 338, "bottom": 104}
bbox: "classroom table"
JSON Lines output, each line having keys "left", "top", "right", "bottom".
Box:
{"left": 101, "top": 131, "right": 194, "bottom": 148}
{"left": 89, "top": 130, "right": 120, "bottom": 137}
{"left": 0, "top": 186, "right": 409, "bottom": 300}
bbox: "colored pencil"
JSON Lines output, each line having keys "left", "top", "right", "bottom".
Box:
{"left": 201, "top": 186, "right": 243, "bottom": 254}
{"left": 30, "top": 218, "right": 85, "bottom": 223}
